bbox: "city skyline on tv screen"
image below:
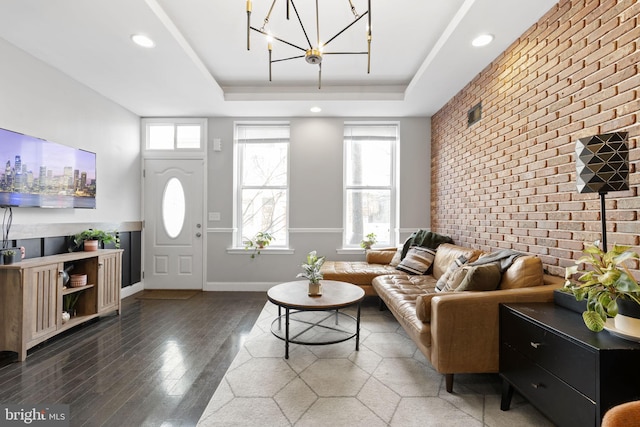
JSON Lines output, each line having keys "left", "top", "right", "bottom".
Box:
{"left": 0, "top": 127, "right": 97, "bottom": 208}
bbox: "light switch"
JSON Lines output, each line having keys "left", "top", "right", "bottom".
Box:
{"left": 213, "top": 138, "right": 222, "bottom": 151}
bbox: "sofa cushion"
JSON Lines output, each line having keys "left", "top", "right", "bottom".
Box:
{"left": 372, "top": 274, "right": 437, "bottom": 344}
{"left": 454, "top": 263, "right": 502, "bottom": 292}
{"left": 365, "top": 249, "right": 396, "bottom": 265}
{"left": 499, "top": 256, "right": 544, "bottom": 289}
{"left": 396, "top": 247, "right": 436, "bottom": 275}
{"left": 432, "top": 244, "right": 484, "bottom": 281}
{"left": 435, "top": 255, "right": 468, "bottom": 292}
{"left": 320, "top": 261, "right": 399, "bottom": 285}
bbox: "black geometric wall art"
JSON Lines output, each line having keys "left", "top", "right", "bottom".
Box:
{"left": 576, "top": 131, "right": 629, "bottom": 194}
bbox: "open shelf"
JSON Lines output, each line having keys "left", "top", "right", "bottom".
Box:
{"left": 62, "top": 284, "right": 95, "bottom": 295}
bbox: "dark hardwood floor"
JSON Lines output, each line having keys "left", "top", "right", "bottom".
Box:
{"left": 0, "top": 291, "right": 267, "bottom": 427}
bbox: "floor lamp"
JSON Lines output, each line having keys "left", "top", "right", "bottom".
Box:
{"left": 576, "top": 132, "right": 629, "bottom": 252}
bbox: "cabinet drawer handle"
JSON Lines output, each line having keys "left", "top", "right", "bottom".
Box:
{"left": 531, "top": 383, "right": 544, "bottom": 389}
{"left": 530, "top": 342, "right": 541, "bottom": 349}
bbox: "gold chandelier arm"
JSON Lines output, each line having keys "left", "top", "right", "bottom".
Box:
{"left": 268, "top": 43, "right": 272, "bottom": 81}
{"left": 316, "top": 0, "right": 320, "bottom": 48}
{"left": 250, "top": 26, "right": 307, "bottom": 52}
{"left": 246, "top": 0, "right": 252, "bottom": 50}
{"left": 368, "top": 0, "right": 372, "bottom": 74}
{"left": 323, "top": 11, "right": 367, "bottom": 47}
{"left": 348, "top": 0, "right": 359, "bottom": 18}
{"left": 288, "top": 0, "right": 313, "bottom": 49}
{"left": 271, "top": 54, "right": 305, "bottom": 63}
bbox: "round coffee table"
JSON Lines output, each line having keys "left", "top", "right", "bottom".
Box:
{"left": 267, "top": 280, "right": 365, "bottom": 359}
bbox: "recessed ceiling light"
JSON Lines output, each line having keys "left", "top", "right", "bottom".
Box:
{"left": 131, "top": 34, "right": 155, "bottom": 48}
{"left": 310, "top": 106, "right": 322, "bottom": 113}
{"left": 472, "top": 34, "right": 494, "bottom": 47}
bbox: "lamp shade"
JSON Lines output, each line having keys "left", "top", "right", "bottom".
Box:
{"left": 576, "top": 132, "right": 629, "bottom": 194}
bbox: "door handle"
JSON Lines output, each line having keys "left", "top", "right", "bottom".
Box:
{"left": 196, "top": 232, "right": 202, "bottom": 237}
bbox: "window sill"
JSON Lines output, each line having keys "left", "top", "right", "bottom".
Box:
{"left": 227, "top": 248, "right": 295, "bottom": 255}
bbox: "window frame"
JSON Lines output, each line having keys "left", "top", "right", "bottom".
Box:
{"left": 142, "top": 118, "right": 207, "bottom": 155}
{"left": 343, "top": 121, "right": 399, "bottom": 248}
{"left": 233, "top": 121, "right": 290, "bottom": 249}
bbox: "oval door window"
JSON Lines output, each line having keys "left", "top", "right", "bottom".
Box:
{"left": 162, "top": 177, "right": 186, "bottom": 238}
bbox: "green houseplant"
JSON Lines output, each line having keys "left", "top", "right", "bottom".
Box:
{"left": 244, "top": 231, "right": 274, "bottom": 259}
{"left": 2, "top": 249, "right": 16, "bottom": 265}
{"left": 360, "top": 232, "right": 377, "bottom": 250}
{"left": 297, "top": 250, "right": 325, "bottom": 296}
{"left": 564, "top": 241, "right": 640, "bottom": 332}
{"left": 70, "top": 229, "right": 120, "bottom": 252}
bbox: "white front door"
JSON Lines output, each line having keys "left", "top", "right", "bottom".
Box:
{"left": 143, "top": 159, "right": 204, "bottom": 289}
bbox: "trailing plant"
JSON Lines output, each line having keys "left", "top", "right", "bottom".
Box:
{"left": 297, "top": 250, "right": 325, "bottom": 284}
{"left": 563, "top": 240, "right": 640, "bottom": 332}
{"left": 69, "top": 228, "right": 120, "bottom": 252}
{"left": 360, "top": 232, "right": 377, "bottom": 250}
{"left": 244, "top": 231, "right": 274, "bottom": 259}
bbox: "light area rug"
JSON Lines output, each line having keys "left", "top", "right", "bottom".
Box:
{"left": 197, "top": 300, "right": 553, "bottom": 427}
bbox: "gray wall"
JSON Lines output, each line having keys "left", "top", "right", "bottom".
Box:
{"left": 0, "top": 38, "right": 141, "bottom": 229}
{"left": 206, "top": 117, "right": 430, "bottom": 290}
{"left": 0, "top": 37, "right": 430, "bottom": 292}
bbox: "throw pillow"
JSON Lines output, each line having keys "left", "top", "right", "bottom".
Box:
{"left": 389, "top": 248, "right": 402, "bottom": 267}
{"left": 435, "top": 255, "right": 468, "bottom": 292}
{"left": 396, "top": 246, "right": 436, "bottom": 275}
{"left": 454, "top": 262, "right": 502, "bottom": 292}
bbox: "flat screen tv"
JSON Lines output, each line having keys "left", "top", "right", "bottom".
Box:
{"left": 0, "top": 127, "right": 96, "bottom": 208}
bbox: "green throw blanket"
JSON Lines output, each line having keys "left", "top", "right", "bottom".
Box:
{"left": 400, "top": 230, "right": 454, "bottom": 259}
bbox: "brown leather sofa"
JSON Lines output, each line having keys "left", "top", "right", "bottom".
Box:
{"left": 321, "top": 247, "right": 399, "bottom": 296}
{"left": 371, "top": 243, "right": 564, "bottom": 392}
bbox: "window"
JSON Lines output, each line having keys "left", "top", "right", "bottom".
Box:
{"left": 344, "top": 123, "right": 398, "bottom": 248}
{"left": 143, "top": 118, "right": 206, "bottom": 151}
{"left": 235, "top": 123, "right": 289, "bottom": 247}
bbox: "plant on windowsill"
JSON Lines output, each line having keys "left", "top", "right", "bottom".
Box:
{"left": 69, "top": 228, "right": 120, "bottom": 252}
{"left": 563, "top": 240, "right": 640, "bottom": 334}
{"left": 297, "top": 250, "right": 325, "bottom": 296}
{"left": 360, "top": 232, "right": 377, "bottom": 250}
{"left": 244, "top": 231, "right": 274, "bottom": 259}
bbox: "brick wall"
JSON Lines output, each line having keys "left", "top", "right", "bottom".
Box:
{"left": 431, "top": 0, "right": 639, "bottom": 278}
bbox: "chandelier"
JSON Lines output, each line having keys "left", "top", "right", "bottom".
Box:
{"left": 246, "top": 0, "right": 371, "bottom": 89}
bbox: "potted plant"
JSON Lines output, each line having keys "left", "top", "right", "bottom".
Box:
{"left": 70, "top": 229, "right": 120, "bottom": 252}
{"left": 2, "top": 249, "right": 16, "bottom": 265}
{"left": 564, "top": 240, "right": 640, "bottom": 334}
{"left": 244, "top": 231, "right": 274, "bottom": 259}
{"left": 360, "top": 232, "right": 377, "bottom": 250}
{"left": 297, "top": 250, "right": 326, "bottom": 296}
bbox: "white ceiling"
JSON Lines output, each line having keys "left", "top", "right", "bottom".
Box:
{"left": 0, "top": 0, "right": 558, "bottom": 118}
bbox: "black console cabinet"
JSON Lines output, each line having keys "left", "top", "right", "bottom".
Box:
{"left": 500, "top": 303, "right": 640, "bottom": 427}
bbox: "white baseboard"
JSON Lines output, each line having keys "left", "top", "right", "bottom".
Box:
{"left": 204, "top": 282, "right": 277, "bottom": 292}
{"left": 121, "top": 282, "right": 144, "bottom": 298}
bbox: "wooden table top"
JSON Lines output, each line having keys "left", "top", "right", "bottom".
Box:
{"left": 267, "top": 280, "right": 365, "bottom": 310}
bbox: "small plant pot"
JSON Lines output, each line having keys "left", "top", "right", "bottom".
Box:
{"left": 3, "top": 252, "right": 16, "bottom": 265}
{"left": 308, "top": 282, "right": 322, "bottom": 297}
{"left": 84, "top": 240, "right": 99, "bottom": 251}
{"left": 614, "top": 299, "right": 640, "bottom": 338}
